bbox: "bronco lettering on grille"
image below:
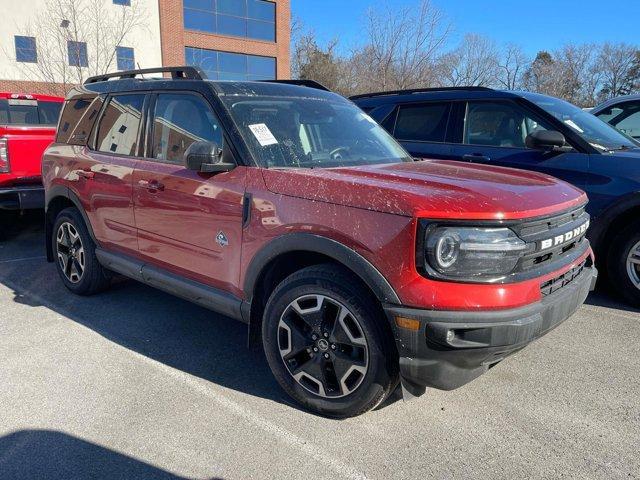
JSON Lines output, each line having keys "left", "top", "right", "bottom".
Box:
{"left": 539, "top": 220, "right": 590, "bottom": 251}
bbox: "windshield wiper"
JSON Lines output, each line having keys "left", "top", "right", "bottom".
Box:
{"left": 608, "top": 145, "right": 634, "bottom": 152}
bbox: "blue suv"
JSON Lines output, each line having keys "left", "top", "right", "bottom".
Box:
{"left": 352, "top": 87, "right": 640, "bottom": 307}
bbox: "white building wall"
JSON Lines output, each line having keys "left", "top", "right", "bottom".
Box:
{"left": 0, "top": 0, "right": 162, "bottom": 83}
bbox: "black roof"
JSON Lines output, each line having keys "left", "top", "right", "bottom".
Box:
{"left": 74, "top": 66, "right": 333, "bottom": 100}
{"left": 350, "top": 86, "right": 522, "bottom": 106}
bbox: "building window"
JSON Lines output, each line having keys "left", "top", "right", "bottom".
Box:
{"left": 116, "top": 46, "right": 135, "bottom": 71}
{"left": 183, "top": 0, "right": 276, "bottom": 42}
{"left": 185, "top": 47, "right": 276, "bottom": 81}
{"left": 68, "top": 41, "right": 88, "bottom": 67}
{"left": 113, "top": 0, "right": 130, "bottom": 5}
{"left": 15, "top": 36, "right": 37, "bottom": 63}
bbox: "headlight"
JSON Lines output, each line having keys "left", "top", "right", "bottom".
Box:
{"left": 423, "top": 226, "right": 527, "bottom": 279}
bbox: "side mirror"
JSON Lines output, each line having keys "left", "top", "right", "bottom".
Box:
{"left": 525, "top": 130, "right": 566, "bottom": 151}
{"left": 184, "top": 141, "right": 235, "bottom": 173}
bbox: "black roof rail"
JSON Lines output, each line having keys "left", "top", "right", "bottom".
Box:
{"left": 84, "top": 66, "right": 207, "bottom": 84}
{"left": 260, "top": 79, "right": 331, "bottom": 91}
{"left": 349, "top": 86, "right": 493, "bottom": 100}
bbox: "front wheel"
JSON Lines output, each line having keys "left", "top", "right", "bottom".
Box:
{"left": 607, "top": 220, "right": 640, "bottom": 308}
{"left": 262, "top": 264, "right": 399, "bottom": 418}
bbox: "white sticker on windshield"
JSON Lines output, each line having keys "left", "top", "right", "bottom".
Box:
{"left": 248, "top": 123, "right": 278, "bottom": 146}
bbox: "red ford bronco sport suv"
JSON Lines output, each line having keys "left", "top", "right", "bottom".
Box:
{"left": 42, "top": 68, "right": 596, "bottom": 418}
{"left": 0, "top": 93, "right": 63, "bottom": 210}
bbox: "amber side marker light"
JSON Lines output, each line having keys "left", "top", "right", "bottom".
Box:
{"left": 395, "top": 316, "right": 421, "bottom": 331}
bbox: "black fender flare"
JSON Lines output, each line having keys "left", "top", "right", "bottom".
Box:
{"left": 243, "top": 233, "right": 401, "bottom": 308}
{"left": 588, "top": 191, "right": 640, "bottom": 254}
{"left": 44, "top": 185, "right": 98, "bottom": 261}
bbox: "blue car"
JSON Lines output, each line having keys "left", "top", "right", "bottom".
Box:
{"left": 352, "top": 87, "right": 640, "bottom": 307}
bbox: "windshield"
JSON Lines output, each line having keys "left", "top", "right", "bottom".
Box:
{"left": 220, "top": 91, "right": 411, "bottom": 168}
{"left": 0, "top": 99, "right": 62, "bottom": 126}
{"left": 520, "top": 92, "right": 637, "bottom": 152}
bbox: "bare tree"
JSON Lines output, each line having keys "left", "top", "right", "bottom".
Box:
{"left": 7, "top": 0, "right": 147, "bottom": 94}
{"left": 289, "top": 2, "right": 640, "bottom": 103}
{"left": 435, "top": 34, "right": 500, "bottom": 87}
{"left": 497, "top": 44, "right": 529, "bottom": 90}
{"left": 522, "top": 51, "right": 565, "bottom": 97}
{"left": 598, "top": 42, "right": 639, "bottom": 99}
{"left": 295, "top": 34, "right": 346, "bottom": 94}
{"left": 355, "top": 0, "right": 451, "bottom": 92}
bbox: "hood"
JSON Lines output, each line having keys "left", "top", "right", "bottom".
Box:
{"left": 261, "top": 160, "right": 587, "bottom": 220}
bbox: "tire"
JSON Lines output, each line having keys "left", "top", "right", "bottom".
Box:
{"left": 52, "top": 207, "right": 111, "bottom": 295}
{"left": 607, "top": 220, "right": 640, "bottom": 308}
{"left": 262, "top": 264, "right": 399, "bottom": 418}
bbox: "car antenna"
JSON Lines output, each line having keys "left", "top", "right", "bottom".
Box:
{"left": 136, "top": 63, "right": 145, "bottom": 79}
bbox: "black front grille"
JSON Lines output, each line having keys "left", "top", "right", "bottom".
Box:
{"left": 540, "top": 259, "right": 589, "bottom": 296}
{"left": 514, "top": 206, "right": 590, "bottom": 272}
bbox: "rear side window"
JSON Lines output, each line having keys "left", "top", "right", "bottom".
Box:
{"left": 96, "top": 94, "right": 145, "bottom": 156}
{"left": 57, "top": 97, "right": 104, "bottom": 145}
{"left": 394, "top": 103, "right": 451, "bottom": 142}
{"left": 0, "top": 99, "right": 62, "bottom": 126}
{"left": 150, "top": 93, "right": 223, "bottom": 164}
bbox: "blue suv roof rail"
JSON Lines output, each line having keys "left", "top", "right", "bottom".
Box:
{"left": 350, "top": 86, "right": 493, "bottom": 100}
{"left": 260, "top": 79, "right": 331, "bottom": 91}
{"left": 84, "top": 66, "right": 207, "bottom": 84}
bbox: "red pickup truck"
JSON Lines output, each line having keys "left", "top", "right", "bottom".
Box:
{"left": 0, "top": 93, "right": 63, "bottom": 210}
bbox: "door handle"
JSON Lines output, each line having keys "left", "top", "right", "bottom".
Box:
{"left": 462, "top": 154, "right": 491, "bottom": 163}
{"left": 138, "top": 179, "right": 165, "bottom": 192}
{"left": 77, "top": 169, "right": 95, "bottom": 180}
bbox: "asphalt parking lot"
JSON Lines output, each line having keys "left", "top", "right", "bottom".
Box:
{"left": 0, "top": 211, "right": 639, "bottom": 480}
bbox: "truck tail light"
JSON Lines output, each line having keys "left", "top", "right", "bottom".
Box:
{"left": 0, "top": 137, "right": 9, "bottom": 173}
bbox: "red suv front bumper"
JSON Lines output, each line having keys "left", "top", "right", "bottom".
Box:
{"left": 384, "top": 259, "right": 597, "bottom": 397}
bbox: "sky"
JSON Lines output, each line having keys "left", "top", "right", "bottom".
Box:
{"left": 292, "top": 0, "right": 640, "bottom": 56}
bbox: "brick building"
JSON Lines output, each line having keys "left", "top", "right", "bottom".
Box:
{"left": 0, "top": 0, "right": 290, "bottom": 96}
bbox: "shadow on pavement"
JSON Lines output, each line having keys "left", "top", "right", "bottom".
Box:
{"left": 0, "top": 429, "right": 223, "bottom": 480}
{"left": 0, "top": 213, "right": 298, "bottom": 412}
{"left": 0, "top": 210, "right": 44, "bottom": 242}
{"left": 585, "top": 289, "right": 640, "bottom": 315}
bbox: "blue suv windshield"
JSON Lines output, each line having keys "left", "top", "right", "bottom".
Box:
{"left": 520, "top": 92, "right": 638, "bottom": 152}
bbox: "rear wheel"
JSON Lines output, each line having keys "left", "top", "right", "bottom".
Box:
{"left": 607, "top": 220, "right": 640, "bottom": 308}
{"left": 52, "top": 207, "right": 110, "bottom": 295}
{"left": 262, "top": 264, "right": 398, "bottom": 418}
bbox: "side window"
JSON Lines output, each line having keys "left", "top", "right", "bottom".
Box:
{"left": 96, "top": 94, "right": 145, "bottom": 156}
{"left": 616, "top": 110, "right": 640, "bottom": 139}
{"left": 597, "top": 102, "right": 640, "bottom": 140}
{"left": 38, "top": 101, "right": 63, "bottom": 125}
{"left": 464, "top": 101, "right": 550, "bottom": 148}
{"left": 56, "top": 96, "right": 104, "bottom": 145}
{"left": 394, "top": 103, "right": 451, "bottom": 142}
{"left": 151, "top": 93, "right": 223, "bottom": 164}
{"left": 595, "top": 106, "right": 623, "bottom": 124}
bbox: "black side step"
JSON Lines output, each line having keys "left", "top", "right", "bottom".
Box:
{"left": 95, "top": 248, "right": 244, "bottom": 322}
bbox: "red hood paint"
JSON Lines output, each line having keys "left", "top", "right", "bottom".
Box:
{"left": 262, "top": 159, "right": 587, "bottom": 220}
